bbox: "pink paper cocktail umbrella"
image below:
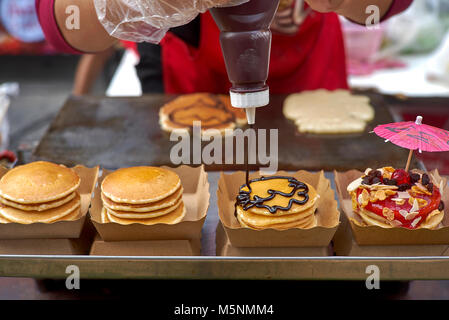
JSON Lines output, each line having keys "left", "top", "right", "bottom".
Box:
{"left": 373, "top": 116, "right": 449, "bottom": 171}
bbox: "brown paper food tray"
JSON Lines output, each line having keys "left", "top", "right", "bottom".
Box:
{"left": 0, "top": 165, "right": 99, "bottom": 240}
{"left": 0, "top": 218, "right": 96, "bottom": 255}
{"left": 334, "top": 169, "right": 449, "bottom": 246}
{"left": 333, "top": 210, "right": 449, "bottom": 256}
{"left": 90, "top": 235, "right": 201, "bottom": 256}
{"left": 217, "top": 170, "right": 340, "bottom": 248}
{"left": 90, "top": 165, "right": 209, "bottom": 241}
{"left": 216, "top": 222, "right": 331, "bottom": 257}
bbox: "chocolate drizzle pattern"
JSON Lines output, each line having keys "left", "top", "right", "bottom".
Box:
{"left": 236, "top": 176, "right": 310, "bottom": 214}
{"left": 167, "top": 94, "right": 236, "bottom": 129}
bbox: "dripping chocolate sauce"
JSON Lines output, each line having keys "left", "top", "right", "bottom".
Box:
{"left": 245, "top": 123, "right": 254, "bottom": 187}
{"left": 237, "top": 120, "right": 310, "bottom": 215}
{"left": 235, "top": 176, "right": 310, "bottom": 215}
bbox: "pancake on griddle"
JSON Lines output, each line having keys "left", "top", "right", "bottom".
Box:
{"left": 159, "top": 93, "right": 246, "bottom": 135}
{"left": 283, "top": 90, "right": 374, "bottom": 134}
{"left": 100, "top": 166, "right": 186, "bottom": 226}
{"left": 235, "top": 176, "right": 319, "bottom": 230}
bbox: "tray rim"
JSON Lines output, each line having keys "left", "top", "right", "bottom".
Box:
{"left": 2, "top": 255, "right": 449, "bottom": 280}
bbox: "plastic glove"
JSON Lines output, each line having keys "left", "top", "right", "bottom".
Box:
{"left": 93, "top": 0, "right": 249, "bottom": 43}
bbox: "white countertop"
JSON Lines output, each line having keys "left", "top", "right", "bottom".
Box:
{"left": 349, "top": 53, "right": 449, "bottom": 97}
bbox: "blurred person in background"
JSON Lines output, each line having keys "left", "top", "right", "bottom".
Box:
{"left": 36, "top": 0, "right": 414, "bottom": 95}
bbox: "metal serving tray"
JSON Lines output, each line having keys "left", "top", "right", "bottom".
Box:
{"left": 2, "top": 92, "right": 448, "bottom": 280}
{"left": 2, "top": 172, "right": 449, "bottom": 281}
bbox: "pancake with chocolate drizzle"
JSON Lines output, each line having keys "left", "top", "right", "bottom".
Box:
{"left": 159, "top": 93, "right": 246, "bottom": 134}
{"left": 237, "top": 176, "right": 309, "bottom": 212}
{"left": 235, "top": 176, "right": 319, "bottom": 230}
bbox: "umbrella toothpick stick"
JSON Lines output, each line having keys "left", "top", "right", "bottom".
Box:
{"left": 405, "top": 116, "right": 422, "bottom": 172}
{"left": 405, "top": 149, "right": 413, "bottom": 172}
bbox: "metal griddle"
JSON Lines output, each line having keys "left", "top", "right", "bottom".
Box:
{"left": 32, "top": 92, "right": 420, "bottom": 171}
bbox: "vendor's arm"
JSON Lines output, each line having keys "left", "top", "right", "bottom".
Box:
{"left": 36, "top": 0, "right": 115, "bottom": 53}
{"left": 305, "top": 0, "right": 413, "bottom": 24}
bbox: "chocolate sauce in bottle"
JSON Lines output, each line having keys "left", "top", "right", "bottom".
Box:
{"left": 210, "top": 0, "right": 280, "bottom": 124}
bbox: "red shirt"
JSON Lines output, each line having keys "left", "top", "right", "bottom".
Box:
{"left": 35, "top": 0, "right": 413, "bottom": 93}
{"left": 35, "top": 0, "right": 413, "bottom": 55}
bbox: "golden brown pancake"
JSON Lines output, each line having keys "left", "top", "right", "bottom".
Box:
{"left": 0, "top": 161, "right": 81, "bottom": 204}
{"left": 101, "top": 167, "right": 181, "bottom": 204}
{"left": 101, "top": 187, "right": 183, "bottom": 212}
{"left": 159, "top": 93, "right": 246, "bottom": 134}
{"left": 0, "top": 192, "right": 76, "bottom": 212}
{"left": 237, "top": 210, "right": 317, "bottom": 230}
{"left": 348, "top": 167, "right": 445, "bottom": 229}
{"left": 0, "top": 214, "right": 10, "bottom": 224}
{"left": 236, "top": 205, "right": 316, "bottom": 230}
{"left": 106, "top": 198, "right": 183, "bottom": 219}
{"left": 420, "top": 209, "right": 444, "bottom": 229}
{"left": 0, "top": 193, "right": 81, "bottom": 224}
{"left": 356, "top": 208, "right": 393, "bottom": 228}
{"left": 355, "top": 207, "right": 444, "bottom": 230}
{"left": 101, "top": 202, "right": 186, "bottom": 225}
{"left": 241, "top": 179, "right": 318, "bottom": 216}
{"left": 235, "top": 176, "right": 319, "bottom": 230}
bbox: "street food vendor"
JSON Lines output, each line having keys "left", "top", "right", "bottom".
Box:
{"left": 36, "top": 0, "right": 413, "bottom": 94}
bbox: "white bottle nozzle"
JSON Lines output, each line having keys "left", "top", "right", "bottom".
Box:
{"left": 415, "top": 116, "right": 423, "bottom": 125}
{"left": 229, "top": 88, "right": 269, "bottom": 124}
{"left": 245, "top": 107, "right": 256, "bottom": 125}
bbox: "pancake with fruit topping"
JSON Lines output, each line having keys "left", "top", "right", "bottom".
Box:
{"left": 347, "top": 167, "right": 445, "bottom": 229}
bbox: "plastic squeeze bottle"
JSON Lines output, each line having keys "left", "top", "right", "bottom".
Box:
{"left": 210, "top": 0, "right": 280, "bottom": 125}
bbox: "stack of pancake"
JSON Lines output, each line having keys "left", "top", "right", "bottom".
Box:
{"left": 0, "top": 161, "right": 82, "bottom": 224}
{"left": 100, "top": 166, "right": 186, "bottom": 225}
{"left": 235, "top": 176, "right": 319, "bottom": 230}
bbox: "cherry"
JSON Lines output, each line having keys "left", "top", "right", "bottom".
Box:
{"left": 391, "top": 169, "right": 410, "bottom": 186}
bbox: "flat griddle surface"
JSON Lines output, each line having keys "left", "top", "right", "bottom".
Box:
{"left": 32, "top": 93, "right": 419, "bottom": 171}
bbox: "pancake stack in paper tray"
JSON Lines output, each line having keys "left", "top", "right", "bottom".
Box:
{"left": 0, "top": 162, "right": 82, "bottom": 224}
{"left": 0, "top": 161, "right": 99, "bottom": 255}
{"left": 100, "top": 167, "right": 186, "bottom": 226}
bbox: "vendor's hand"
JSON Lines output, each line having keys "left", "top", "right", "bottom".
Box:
{"left": 304, "top": 0, "right": 346, "bottom": 12}
{"left": 271, "top": 0, "right": 311, "bottom": 35}
{"left": 304, "top": 0, "right": 393, "bottom": 24}
{"left": 94, "top": 0, "right": 248, "bottom": 43}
